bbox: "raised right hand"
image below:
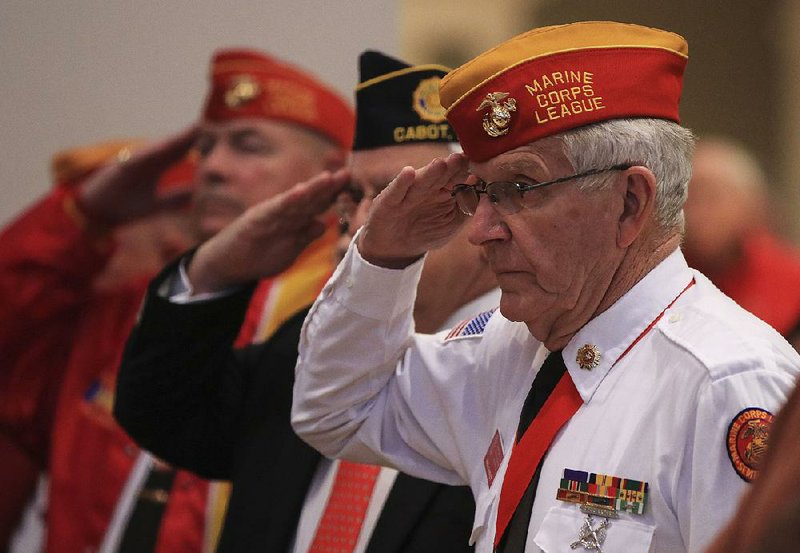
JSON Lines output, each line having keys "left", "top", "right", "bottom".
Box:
{"left": 77, "top": 127, "right": 197, "bottom": 225}
{"left": 357, "top": 152, "right": 469, "bottom": 269}
{"left": 186, "top": 168, "right": 350, "bottom": 294}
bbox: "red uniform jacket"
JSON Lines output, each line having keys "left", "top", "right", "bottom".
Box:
{"left": 711, "top": 230, "right": 800, "bottom": 337}
{"left": 0, "top": 188, "right": 336, "bottom": 553}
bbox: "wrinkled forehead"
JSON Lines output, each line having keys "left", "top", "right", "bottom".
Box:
{"left": 468, "top": 137, "right": 572, "bottom": 181}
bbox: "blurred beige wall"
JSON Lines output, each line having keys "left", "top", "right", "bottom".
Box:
{"left": 399, "top": 0, "right": 531, "bottom": 67}
{"left": 776, "top": 0, "right": 800, "bottom": 243}
{"left": 0, "top": 1, "right": 398, "bottom": 227}
{"left": 400, "top": 0, "right": 800, "bottom": 243}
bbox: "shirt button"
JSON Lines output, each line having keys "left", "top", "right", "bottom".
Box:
{"left": 345, "top": 277, "right": 354, "bottom": 288}
{"left": 668, "top": 313, "right": 682, "bottom": 323}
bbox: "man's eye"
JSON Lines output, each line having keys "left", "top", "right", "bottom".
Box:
{"left": 193, "top": 135, "right": 215, "bottom": 157}
{"left": 234, "top": 138, "right": 268, "bottom": 154}
{"left": 227, "top": 130, "right": 273, "bottom": 155}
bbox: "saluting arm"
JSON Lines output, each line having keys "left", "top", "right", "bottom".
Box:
{"left": 292, "top": 154, "right": 472, "bottom": 486}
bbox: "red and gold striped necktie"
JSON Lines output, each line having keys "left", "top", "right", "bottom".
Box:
{"left": 308, "top": 460, "right": 381, "bottom": 553}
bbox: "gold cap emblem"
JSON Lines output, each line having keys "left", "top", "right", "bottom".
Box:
{"left": 413, "top": 77, "right": 447, "bottom": 123}
{"left": 115, "top": 147, "right": 132, "bottom": 163}
{"left": 477, "top": 92, "right": 517, "bottom": 137}
{"left": 576, "top": 344, "right": 601, "bottom": 370}
{"left": 224, "top": 75, "right": 261, "bottom": 109}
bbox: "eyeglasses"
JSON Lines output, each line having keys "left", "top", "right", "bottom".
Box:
{"left": 450, "top": 163, "right": 632, "bottom": 216}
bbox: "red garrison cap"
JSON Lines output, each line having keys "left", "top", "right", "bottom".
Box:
{"left": 203, "top": 48, "right": 354, "bottom": 150}
{"left": 439, "top": 21, "right": 688, "bottom": 162}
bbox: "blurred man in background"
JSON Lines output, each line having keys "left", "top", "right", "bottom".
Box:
{"left": 115, "top": 50, "right": 499, "bottom": 553}
{"left": 683, "top": 136, "right": 800, "bottom": 347}
{"left": 0, "top": 48, "right": 352, "bottom": 553}
{"left": 1, "top": 137, "right": 184, "bottom": 553}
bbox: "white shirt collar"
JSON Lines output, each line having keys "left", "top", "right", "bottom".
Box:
{"left": 564, "top": 248, "right": 694, "bottom": 402}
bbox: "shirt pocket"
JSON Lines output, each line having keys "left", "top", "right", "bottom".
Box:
{"left": 532, "top": 505, "right": 654, "bottom": 553}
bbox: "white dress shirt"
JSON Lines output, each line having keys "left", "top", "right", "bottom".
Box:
{"left": 292, "top": 239, "right": 800, "bottom": 553}
{"left": 290, "top": 287, "right": 499, "bottom": 553}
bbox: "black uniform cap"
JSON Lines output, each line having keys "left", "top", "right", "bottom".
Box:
{"left": 353, "top": 50, "right": 457, "bottom": 151}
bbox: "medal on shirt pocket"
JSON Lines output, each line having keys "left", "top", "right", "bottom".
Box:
{"left": 532, "top": 506, "right": 654, "bottom": 552}
{"left": 532, "top": 468, "right": 654, "bottom": 552}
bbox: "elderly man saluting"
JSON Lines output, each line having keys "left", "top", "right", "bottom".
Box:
{"left": 292, "top": 21, "right": 800, "bottom": 553}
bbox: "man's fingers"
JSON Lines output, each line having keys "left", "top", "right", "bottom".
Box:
{"left": 123, "top": 126, "right": 199, "bottom": 176}
{"left": 304, "top": 168, "right": 351, "bottom": 204}
{"left": 289, "top": 168, "right": 351, "bottom": 214}
{"left": 379, "top": 166, "right": 418, "bottom": 207}
{"left": 381, "top": 154, "right": 468, "bottom": 208}
{"left": 248, "top": 169, "right": 350, "bottom": 230}
{"left": 442, "top": 152, "right": 469, "bottom": 187}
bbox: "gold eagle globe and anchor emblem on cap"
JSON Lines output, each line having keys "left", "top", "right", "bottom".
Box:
{"left": 412, "top": 76, "right": 447, "bottom": 123}
{"left": 576, "top": 344, "right": 601, "bottom": 370}
{"left": 224, "top": 75, "right": 262, "bottom": 109}
{"left": 477, "top": 92, "right": 517, "bottom": 137}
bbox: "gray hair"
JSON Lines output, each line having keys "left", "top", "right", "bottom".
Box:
{"left": 558, "top": 118, "right": 696, "bottom": 233}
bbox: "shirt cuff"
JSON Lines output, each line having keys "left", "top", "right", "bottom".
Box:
{"left": 160, "top": 257, "right": 240, "bottom": 304}
{"left": 332, "top": 231, "right": 425, "bottom": 321}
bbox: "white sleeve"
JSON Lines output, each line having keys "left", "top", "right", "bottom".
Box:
{"left": 292, "top": 236, "right": 474, "bottom": 487}
{"left": 679, "top": 362, "right": 798, "bottom": 553}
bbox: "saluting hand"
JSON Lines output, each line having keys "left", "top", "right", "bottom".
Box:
{"left": 77, "top": 127, "right": 198, "bottom": 225}
{"left": 357, "top": 152, "right": 469, "bottom": 269}
{"left": 186, "top": 168, "right": 350, "bottom": 295}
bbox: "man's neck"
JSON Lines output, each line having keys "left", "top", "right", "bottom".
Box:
{"left": 538, "top": 232, "right": 682, "bottom": 351}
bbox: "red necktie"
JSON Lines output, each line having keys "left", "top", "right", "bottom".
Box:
{"left": 495, "top": 352, "right": 583, "bottom": 550}
{"left": 308, "top": 460, "right": 381, "bottom": 553}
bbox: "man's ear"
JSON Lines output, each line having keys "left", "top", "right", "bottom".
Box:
{"left": 617, "top": 166, "right": 657, "bottom": 248}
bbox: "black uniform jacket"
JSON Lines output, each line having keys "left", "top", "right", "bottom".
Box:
{"left": 114, "top": 260, "right": 475, "bottom": 553}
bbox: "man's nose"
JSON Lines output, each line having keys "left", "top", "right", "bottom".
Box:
{"left": 468, "top": 197, "right": 510, "bottom": 246}
{"left": 196, "top": 142, "right": 232, "bottom": 185}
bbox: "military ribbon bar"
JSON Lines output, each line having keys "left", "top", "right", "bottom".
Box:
{"left": 556, "top": 469, "right": 649, "bottom": 516}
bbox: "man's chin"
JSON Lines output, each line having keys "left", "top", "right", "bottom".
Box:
{"left": 497, "top": 288, "right": 547, "bottom": 324}
{"left": 497, "top": 292, "right": 525, "bottom": 322}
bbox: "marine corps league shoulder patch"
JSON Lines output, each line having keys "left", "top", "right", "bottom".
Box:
{"left": 726, "top": 407, "right": 775, "bottom": 482}
{"left": 444, "top": 309, "right": 496, "bottom": 341}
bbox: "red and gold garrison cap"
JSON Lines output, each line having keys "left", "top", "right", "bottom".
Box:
{"left": 203, "top": 48, "right": 355, "bottom": 150}
{"left": 439, "top": 21, "right": 688, "bottom": 162}
{"left": 51, "top": 139, "right": 146, "bottom": 186}
{"left": 51, "top": 138, "right": 196, "bottom": 197}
